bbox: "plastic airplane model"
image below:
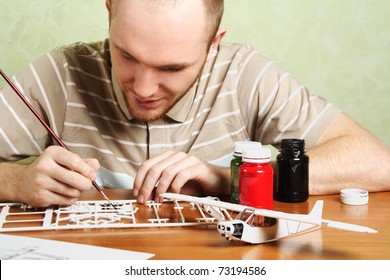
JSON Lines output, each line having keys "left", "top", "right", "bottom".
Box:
{"left": 160, "top": 193, "right": 377, "bottom": 244}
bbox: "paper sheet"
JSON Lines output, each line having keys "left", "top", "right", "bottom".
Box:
{"left": 0, "top": 234, "right": 154, "bottom": 260}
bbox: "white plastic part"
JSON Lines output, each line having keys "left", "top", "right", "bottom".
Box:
{"left": 340, "top": 188, "right": 369, "bottom": 205}
{"left": 0, "top": 199, "right": 219, "bottom": 232}
{"left": 162, "top": 193, "right": 377, "bottom": 244}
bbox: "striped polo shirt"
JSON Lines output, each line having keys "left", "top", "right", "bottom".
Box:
{"left": 0, "top": 39, "right": 342, "bottom": 189}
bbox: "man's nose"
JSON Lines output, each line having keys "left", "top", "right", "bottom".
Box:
{"left": 133, "top": 65, "right": 158, "bottom": 97}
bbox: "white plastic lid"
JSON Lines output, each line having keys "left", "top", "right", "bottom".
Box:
{"left": 340, "top": 188, "right": 369, "bottom": 205}
{"left": 242, "top": 147, "right": 271, "bottom": 163}
{"left": 233, "top": 141, "right": 262, "bottom": 156}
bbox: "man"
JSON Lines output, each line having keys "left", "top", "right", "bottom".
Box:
{"left": 1, "top": 0, "right": 389, "bottom": 207}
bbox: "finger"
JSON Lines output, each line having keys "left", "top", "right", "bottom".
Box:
{"left": 85, "top": 158, "right": 100, "bottom": 170}
{"left": 134, "top": 151, "right": 181, "bottom": 203}
{"left": 154, "top": 155, "right": 198, "bottom": 196}
{"left": 85, "top": 158, "right": 100, "bottom": 180}
{"left": 154, "top": 157, "right": 224, "bottom": 202}
{"left": 134, "top": 151, "right": 177, "bottom": 190}
{"left": 42, "top": 189, "right": 80, "bottom": 207}
{"left": 47, "top": 146, "right": 97, "bottom": 181}
{"left": 39, "top": 175, "right": 85, "bottom": 199}
{"left": 45, "top": 163, "right": 93, "bottom": 192}
{"left": 30, "top": 151, "right": 92, "bottom": 192}
{"left": 139, "top": 151, "right": 191, "bottom": 202}
{"left": 43, "top": 147, "right": 97, "bottom": 190}
{"left": 26, "top": 179, "right": 81, "bottom": 208}
{"left": 42, "top": 191, "right": 79, "bottom": 207}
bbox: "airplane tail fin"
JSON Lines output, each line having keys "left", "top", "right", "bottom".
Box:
{"left": 310, "top": 201, "right": 377, "bottom": 233}
{"left": 308, "top": 200, "right": 323, "bottom": 220}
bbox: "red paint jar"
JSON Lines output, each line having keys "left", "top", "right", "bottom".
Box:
{"left": 239, "top": 147, "right": 274, "bottom": 210}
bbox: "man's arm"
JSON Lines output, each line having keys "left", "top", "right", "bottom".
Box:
{"left": 307, "top": 112, "right": 390, "bottom": 194}
{"left": 0, "top": 146, "right": 100, "bottom": 207}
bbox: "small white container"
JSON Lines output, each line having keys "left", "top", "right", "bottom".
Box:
{"left": 340, "top": 188, "right": 369, "bottom": 205}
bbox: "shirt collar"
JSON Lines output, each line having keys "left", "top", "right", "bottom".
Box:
{"left": 165, "top": 83, "right": 196, "bottom": 123}
{"left": 111, "top": 68, "right": 197, "bottom": 123}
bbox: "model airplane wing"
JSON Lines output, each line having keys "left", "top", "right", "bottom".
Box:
{"left": 162, "top": 193, "right": 377, "bottom": 244}
{"left": 161, "top": 193, "right": 377, "bottom": 235}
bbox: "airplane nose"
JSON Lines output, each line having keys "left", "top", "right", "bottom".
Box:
{"left": 217, "top": 223, "right": 233, "bottom": 238}
{"left": 217, "top": 224, "right": 225, "bottom": 235}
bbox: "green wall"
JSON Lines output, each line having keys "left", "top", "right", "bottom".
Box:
{"left": 1, "top": 0, "right": 389, "bottom": 147}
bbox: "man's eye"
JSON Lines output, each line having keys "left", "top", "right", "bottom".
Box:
{"left": 122, "top": 53, "right": 136, "bottom": 62}
{"left": 160, "top": 66, "right": 183, "bottom": 72}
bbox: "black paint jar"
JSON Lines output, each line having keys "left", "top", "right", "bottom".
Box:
{"left": 275, "top": 139, "right": 309, "bottom": 202}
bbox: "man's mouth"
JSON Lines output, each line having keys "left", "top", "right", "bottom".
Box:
{"left": 135, "top": 98, "right": 161, "bottom": 110}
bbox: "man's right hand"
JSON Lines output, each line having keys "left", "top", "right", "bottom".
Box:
{"left": 0, "top": 146, "right": 100, "bottom": 207}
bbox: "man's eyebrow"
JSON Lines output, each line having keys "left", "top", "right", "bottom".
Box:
{"left": 113, "top": 42, "right": 192, "bottom": 69}
{"left": 114, "top": 43, "right": 138, "bottom": 61}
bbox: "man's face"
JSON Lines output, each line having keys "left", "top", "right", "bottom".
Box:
{"left": 109, "top": 0, "right": 210, "bottom": 122}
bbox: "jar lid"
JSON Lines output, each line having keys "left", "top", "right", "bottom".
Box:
{"left": 340, "top": 188, "right": 369, "bottom": 205}
{"left": 242, "top": 147, "right": 271, "bottom": 163}
{"left": 234, "top": 141, "right": 262, "bottom": 156}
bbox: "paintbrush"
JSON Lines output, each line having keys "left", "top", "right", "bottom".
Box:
{"left": 0, "top": 69, "right": 117, "bottom": 209}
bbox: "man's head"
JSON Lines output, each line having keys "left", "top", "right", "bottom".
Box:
{"left": 106, "top": 0, "right": 225, "bottom": 122}
{"left": 108, "top": 0, "right": 224, "bottom": 46}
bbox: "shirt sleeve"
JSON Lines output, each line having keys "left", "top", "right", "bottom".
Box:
{"left": 0, "top": 50, "right": 68, "bottom": 161}
{"left": 236, "top": 47, "right": 342, "bottom": 149}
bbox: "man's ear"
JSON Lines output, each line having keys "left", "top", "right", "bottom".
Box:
{"left": 207, "top": 27, "right": 227, "bottom": 61}
{"left": 106, "top": 0, "right": 111, "bottom": 23}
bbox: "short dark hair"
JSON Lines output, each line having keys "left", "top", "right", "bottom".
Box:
{"left": 202, "top": 0, "right": 224, "bottom": 43}
{"left": 109, "top": 0, "right": 224, "bottom": 44}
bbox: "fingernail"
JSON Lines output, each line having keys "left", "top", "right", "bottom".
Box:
{"left": 137, "top": 194, "right": 145, "bottom": 204}
{"left": 133, "top": 188, "right": 139, "bottom": 197}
